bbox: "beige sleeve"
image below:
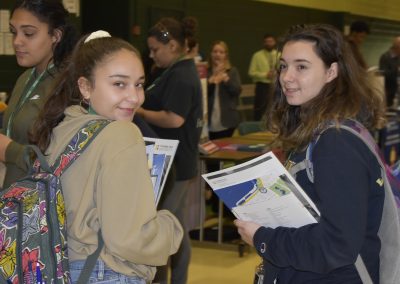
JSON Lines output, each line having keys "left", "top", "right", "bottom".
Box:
{"left": 97, "top": 123, "right": 183, "bottom": 266}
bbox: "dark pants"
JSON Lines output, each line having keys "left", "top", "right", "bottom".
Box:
{"left": 154, "top": 179, "right": 193, "bottom": 284}
{"left": 253, "top": 82, "right": 272, "bottom": 121}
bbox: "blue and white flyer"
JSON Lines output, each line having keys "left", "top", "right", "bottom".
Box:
{"left": 144, "top": 137, "right": 179, "bottom": 205}
{"left": 202, "top": 152, "right": 320, "bottom": 228}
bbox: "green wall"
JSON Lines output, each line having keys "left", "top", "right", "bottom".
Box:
{"left": 81, "top": 0, "right": 345, "bottom": 83}
{"left": 1, "top": 0, "right": 400, "bottom": 92}
{"left": 184, "top": 0, "right": 344, "bottom": 83}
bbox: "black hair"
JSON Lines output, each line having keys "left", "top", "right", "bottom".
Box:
{"left": 350, "top": 21, "right": 370, "bottom": 34}
{"left": 263, "top": 33, "right": 275, "bottom": 39}
{"left": 182, "top": 16, "right": 199, "bottom": 52}
{"left": 148, "top": 17, "right": 198, "bottom": 49}
{"left": 12, "top": 0, "right": 78, "bottom": 69}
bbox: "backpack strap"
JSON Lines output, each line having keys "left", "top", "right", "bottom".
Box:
{"left": 76, "top": 230, "right": 104, "bottom": 284}
{"left": 288, "top": 140, "right": 315, "bottom": 183}
{"left": 51, "top": 119, "right": 110, "bottom": 176}
{"left": 51, "top": 119, "right": 110, "bottom": 283}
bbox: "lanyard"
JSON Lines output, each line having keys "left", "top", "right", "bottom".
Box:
{"left": 6, "top": 64, "right": 54, "bottom": 137}
{"left": 145, "top": 55, "right": 186, "bottom": 92}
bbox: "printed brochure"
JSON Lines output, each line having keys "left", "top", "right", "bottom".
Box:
{"left": 144, "top": 137, "right": 179, "bottom": 205}
{"left": 202, "top": 151, "right": 320, "bottom": 228}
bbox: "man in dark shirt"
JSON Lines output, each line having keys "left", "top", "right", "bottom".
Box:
{"left": 346, "top": 21, "right": 370, "bottom": 69}
{"left": 379, "top": 36, "right": 400, "bottom": 107}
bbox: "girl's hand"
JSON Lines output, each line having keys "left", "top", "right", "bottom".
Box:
{"left": 234, "top": 219, "right": 261, "bottom": 247}
{"left": 221, "top": 72, "right": 229, "bottom": 83}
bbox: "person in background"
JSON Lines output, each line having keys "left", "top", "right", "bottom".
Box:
{"left": 137, "top": 17, "right": 203, "bottom": 284}
{"left": 0, "top": 0, "right": 77, "bottom": 188}
{"left": 207, "top": 40, "right": 241, "bottom": 140}
{"left": 379, "top": 36, "right": 400, "bottom": 108}
{"left": 30, "top": 31, "right": 183, "bottom": 283}
{"left": 235, "top": 24, "right": 385, "bottom": 283}
{"left": 346, "top": 20, "right": 370, "bottom": 69}
{"left": 248, "top": 34, "right": 279, "bottom": 121}
{"left": 206, "top": 40, "right": 242, "bottom": 215}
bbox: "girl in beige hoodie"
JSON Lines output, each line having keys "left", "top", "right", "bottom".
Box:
{"left": 30, "top": 31, "right": 183, "bottom": 283}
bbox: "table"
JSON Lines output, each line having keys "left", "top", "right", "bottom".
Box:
{"left": 198, "top": 133, "right": 283, "bottom": 245}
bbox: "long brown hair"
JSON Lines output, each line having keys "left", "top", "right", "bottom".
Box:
{"left": 267, "top": 24, "right": 385, "bottom": 151}
{"left": 30, "top": 34, "right": 140, "bottom": 152}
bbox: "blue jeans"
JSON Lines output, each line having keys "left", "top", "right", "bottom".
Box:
{"left": 70, "top": 259, "right": 146, "bottom": 284}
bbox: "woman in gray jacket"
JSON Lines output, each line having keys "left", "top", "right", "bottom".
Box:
{"left": 207, "top": 40, "right": 242, "bottom": 140}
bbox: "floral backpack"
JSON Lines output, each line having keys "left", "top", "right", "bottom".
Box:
{"left": 0, "top": 119, "right": 109, "bottom": 284}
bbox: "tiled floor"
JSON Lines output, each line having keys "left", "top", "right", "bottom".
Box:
{"left": 187, "top": 241, "right": 261, "bottom": 284}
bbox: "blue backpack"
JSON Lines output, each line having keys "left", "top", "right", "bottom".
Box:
{"left": 0, "top": 119, "right": 109, "bottom": 284}
{"left": 289, "top": 119, "right": 400, "bottom": 284}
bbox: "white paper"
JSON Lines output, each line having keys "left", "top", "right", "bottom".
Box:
{"left": 202, "top": 151, "right": 320, "bottom": 228}
{"left": 0, "top": 10, "right": 10, "bottom": 33}
{"left": 144, "top": 137, "right": 179, "bottom": 205}
{"left": 4, "top": 32, "right": 14, "bottom": 55}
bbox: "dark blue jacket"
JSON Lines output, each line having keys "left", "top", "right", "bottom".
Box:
{"left": 254, "top": 128, "right": 384, "bottom": 283}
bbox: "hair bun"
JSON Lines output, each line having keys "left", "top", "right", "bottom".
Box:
{"left": 182, "top": 16, "right": 198, "bottom": 37}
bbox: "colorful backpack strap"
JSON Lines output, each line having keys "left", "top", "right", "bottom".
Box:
{"left": 51, "top": 119, "right": 110, "bottom": 284}
{"left": 51, "top": 119, "right": 110, "bottom": 177}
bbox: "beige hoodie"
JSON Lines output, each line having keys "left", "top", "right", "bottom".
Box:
{"left": 45, "top": 105, "right": 183, "bottom": 281}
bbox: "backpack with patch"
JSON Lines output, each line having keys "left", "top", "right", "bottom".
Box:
{"left": 0, "top": 119, "right": 110, "bottom": 284}
{"left": 289, "top": 119, "right": 400, "bottom": 284}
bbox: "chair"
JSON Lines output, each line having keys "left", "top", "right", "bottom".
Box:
{"left": 237, "top": 121, "right": 264, "bottom": 135}
{"left": 237, "top": 84, "right": 255, "bottom": 121}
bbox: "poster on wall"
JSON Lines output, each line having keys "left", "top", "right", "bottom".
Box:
{"left": 63, "top": 0, "right": 80, "bottom": 16}
{"left": 4, "top": 33, "right": 14, "bottom": 55}
{"left": 0, "top": 33, "right": 4, "bottom": 55}
{"left": 0, "top": 10, "right": 10, "bottom": 33}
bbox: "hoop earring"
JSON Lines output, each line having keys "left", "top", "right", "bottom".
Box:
{"left": 80, "top": 97, "right": 89, "bottom": 109}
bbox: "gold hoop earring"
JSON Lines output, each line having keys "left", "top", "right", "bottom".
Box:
{"left": 80, "top": 97, "right": 89, "bottom": 109}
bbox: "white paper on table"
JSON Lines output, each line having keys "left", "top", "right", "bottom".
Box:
{"left": 202, "top": 151, "right": 320, "bottom": 228}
